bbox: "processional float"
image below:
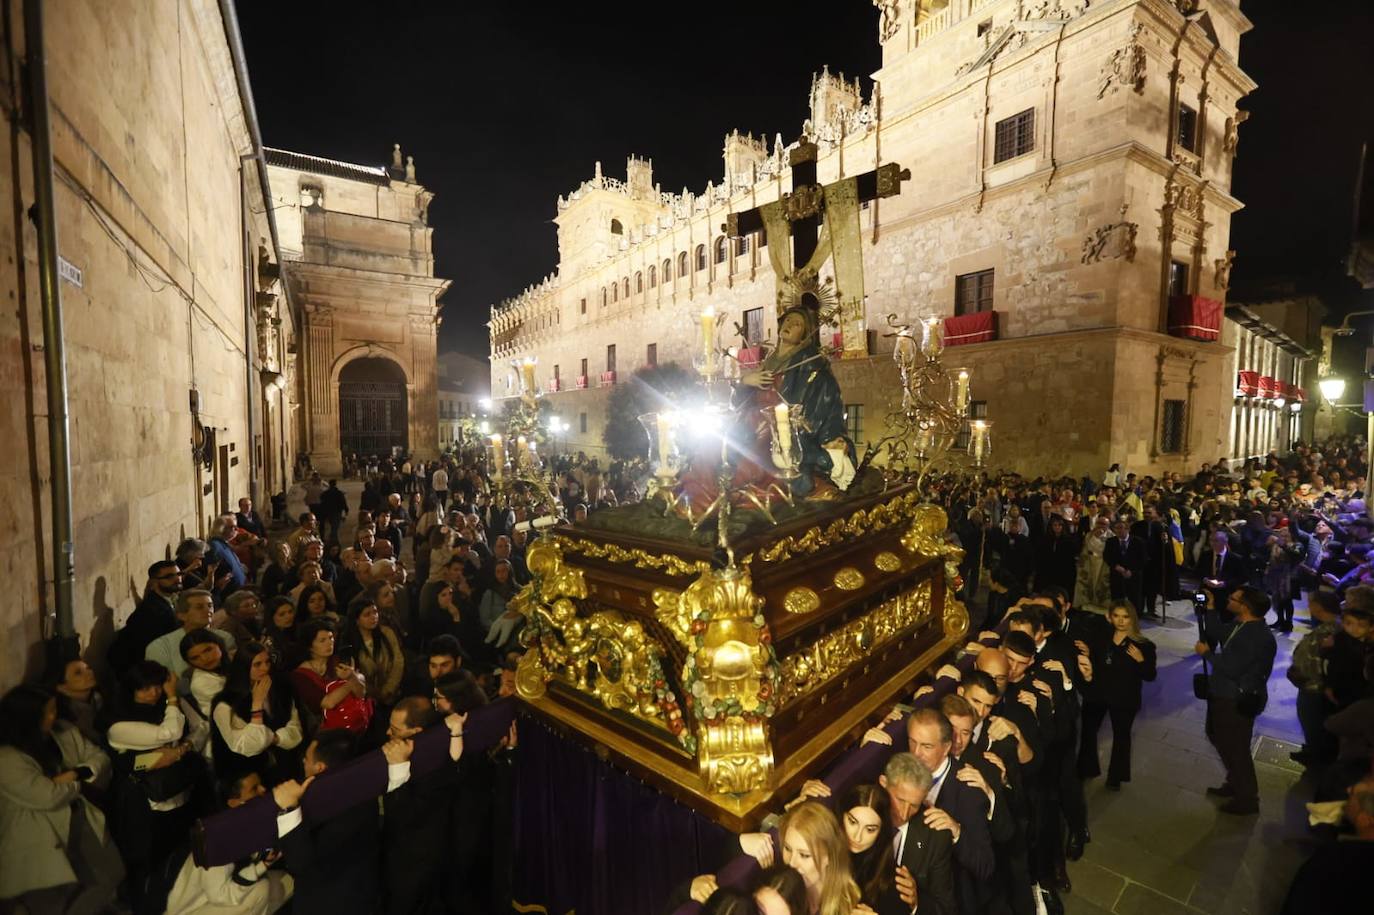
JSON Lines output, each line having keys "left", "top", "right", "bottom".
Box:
{"left": 493, "top": 142, "right": 993, "bottom": 830}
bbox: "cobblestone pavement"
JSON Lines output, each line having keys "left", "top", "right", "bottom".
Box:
{"left": 1065, "top": 598, "right": 1313, "bottom": 915}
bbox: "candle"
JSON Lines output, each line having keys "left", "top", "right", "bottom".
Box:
{"left": 923, "top": 317, "right": 943, "bottom": 356}
{"left": 774, "top": 403, "right": 792, "bottom": 464}
{"left": 916, "top": 424, "right": 934, "bottom": 456}
{"left": 519, "top": 358, "right": 537, "bottom": 395}
{"left": 971, "top": 421, "right": 988, "bottom": 464}
{"left": 956, "top": 370, "right": 970, "bottom": 413}
{"left": 700, "top": 307, "right": 717, "bottom": 374}
{"left": 894, "top": 329, "right": 917, "bottom": 365}
{"left": 516, "top": 435, "right": 530, "bottom": 465}
{"left": 490, "top": 433, "right": 505, "bottom": 477}
{"left": 656, "top": 412, "right": 675, "bottom": 474}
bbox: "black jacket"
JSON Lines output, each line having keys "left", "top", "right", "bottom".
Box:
{"left": 1103, "top": 535, "right": 1147, "bottom": 596}
{"left": 877, "top": 819, "right": 957, "bottom": 915}
{"left": 933, "top": 762, "right": 994, "bottom": 915}
{"left": 280, "top": 798, "right": 381, "bottom": 915}
{"left": 1089, "top": 636, "right": 1157, "bottom": 710}
{"left": 109, "top": 592, "right": 179, "bottom": 673}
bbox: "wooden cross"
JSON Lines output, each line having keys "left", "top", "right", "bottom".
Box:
{"left": 724, "top": 138, "right": 910, "bottom": 313}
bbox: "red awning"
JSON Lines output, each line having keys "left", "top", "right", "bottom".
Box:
{"left": 944, "top": 310, "right": 999, "bottom": 346}
{"left": 1167, "top": 295, "right": 1222, "bottom": 342}
{"left": 1257, "top": 376, "right": 1277, "bottom": 398}
{"left": 1237, "top": 371, "right": 1260, "bottom": 396}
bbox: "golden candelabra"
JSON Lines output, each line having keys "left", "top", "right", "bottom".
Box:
{"left": 874, "top": 315, "right": 991, "bottom": 490}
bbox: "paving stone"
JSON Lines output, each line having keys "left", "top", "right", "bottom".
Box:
{"left": 1113, "top": 882, "right": 1205, "bottom": 915}
{"left": 1063, "top": 859, "right": 1126, "bottom": 911}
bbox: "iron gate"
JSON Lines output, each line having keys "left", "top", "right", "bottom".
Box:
{"left": 339, "top": 382, "right": 408, "bottom": 457}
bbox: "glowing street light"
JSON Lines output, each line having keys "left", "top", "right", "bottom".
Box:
{"left": 1318, "top": 377, "right": 1347, "bottom": 403}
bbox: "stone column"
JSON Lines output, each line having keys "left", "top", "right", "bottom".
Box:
{"left": 409, "top": 314, "right": 439, "bottom": 461}
{"left": 304, "top": 304, "right": 341, "bottom": 473}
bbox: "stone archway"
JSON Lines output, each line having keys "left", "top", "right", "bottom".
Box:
{"left": 337, "top": 356, "right": 409, "bottom": 459}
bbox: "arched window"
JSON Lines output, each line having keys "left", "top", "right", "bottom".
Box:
{"left": 663, "top": 259, "right": 673, "bottom": 282}
{"left": 714, "top": 236, "right": 728, "bottom": 265}
{"left": 623, "top": 277, "right": 631, "bottom": 298}
{"left": 610, "top": 218, "right": 623, "bottom": 235}
{"left": 736, "top": 234, "right": 751, "bottom": 255}
{"left": 600, "top": 287, "right": 608, "bottom": 307}
{"left": 677, "top": 252, "right": 689, "bottom": 276}
{"left": 648, "top": 265, "right": 657, "bottom": 288}
{"left": 635, "top": 271, "right": 643, "bottom": 292}
{"left": 611, "top": 282, "right": 618, "bottom": 303}
{"left": 695, "top": 245, "right": 707, "bottom": 271}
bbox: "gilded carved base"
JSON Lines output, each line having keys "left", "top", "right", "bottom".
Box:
{"left": 513, "top": 491, "right": 966, "bottom": 820}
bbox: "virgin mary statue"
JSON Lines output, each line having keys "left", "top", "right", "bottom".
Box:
{"left": 735, "top": 305, "right": 856, "bottom": 498}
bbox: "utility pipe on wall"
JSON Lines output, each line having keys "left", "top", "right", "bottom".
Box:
{"left": 24, "top": 0, "right": 75, "bottom": 640}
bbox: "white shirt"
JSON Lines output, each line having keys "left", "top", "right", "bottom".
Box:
{"left": 926, "top": 756, "right": 952, "bottom": 808}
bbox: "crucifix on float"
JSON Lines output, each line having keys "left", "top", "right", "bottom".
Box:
{"left": 724, "top": 137, "right": 909, "bottom": 357}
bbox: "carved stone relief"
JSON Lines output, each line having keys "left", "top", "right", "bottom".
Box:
{"left": 873, "top": 0, "right": 901, "bottom": 41}
{"left": 1098, "top": 24, "right": 1147, "bottom": 99}
{"left": 1081, "top": 211, "right": 1139, "bottom": 265}
{"left": 1214, "top": 249, "right": 1236, "bottom": 291}
{"left": 1223, "top": 110, "right": 1249, "bottom": 155}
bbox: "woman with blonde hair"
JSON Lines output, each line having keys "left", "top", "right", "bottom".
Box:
{"left": 1077, "top": 600, "right": 1157, "bottom": 790}
{"left": 740, "top": 800, "right": 871, "bottom": 914}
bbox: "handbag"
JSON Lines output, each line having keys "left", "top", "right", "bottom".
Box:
{"left": 321, "top": 679, "right": 375, "bottom": 734}
{"left": 135, "top": 750, "right": 204, "bottom": 802}
{"left": 1193, "top": 657, "right": 1210, "bottom": 701}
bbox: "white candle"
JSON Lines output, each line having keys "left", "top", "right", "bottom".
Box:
{"left": 956, "top": 370, "right": 970, "bottom": 413}
{"left": 774, "top": 403, "right": 792, "bottom": 464}
{"left": 916, "top": 425, "right": 934, "bottom": 456}
{"left": 656, "top": 412, "right": 674, "bottom": 474}
{"left": 700, "top": 307, "right": 717, "bottom": 374}
{"left": 490, "top": 434, "right": 505, "bottom": 477}
{"left": 923, "top": 317, "right": 943, "bottom": 356}
{"left": 971, "top": 421, "right": 988, "bottom": 464}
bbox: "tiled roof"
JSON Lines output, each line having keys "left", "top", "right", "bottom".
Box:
{"left": 264, "top": 148, "right": 392, "bottom": 186}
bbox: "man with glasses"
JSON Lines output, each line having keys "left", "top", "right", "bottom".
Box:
{"left": 109, "top": 560, "right": 185, "bottom": 673}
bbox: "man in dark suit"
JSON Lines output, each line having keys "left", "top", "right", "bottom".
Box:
{"left": 1280, "top": 774, "right": 1374, "bottom": 914}
{"left": 274, "top": 729, "right": 413, "bottom": 914}
{"left": 108, "top": 560, "right": 183, "bottom": 674}
{"left": 1131, "top": 505, "right": 1177, "bottom": 618}
{"left": 877, "top": 752, "right": 957, "bottom": 915}
{"left": 905, "top": 709, "right": 994, "bottom": 915}
{"left": 1104, "top": 517, "right": 1147, "bottom": 614}
{"left": 235, "top": 496, "right": 267, "bottom": 538}
{"left": 1197, "top": 529, "right": 1246, "bottom": 608}
{"left": 383, "top": 697, "right": 460, "bottom": 914}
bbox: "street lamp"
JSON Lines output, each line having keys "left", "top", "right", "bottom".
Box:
{"left": 480, "top": 398, "right": 493, "bottom": 412}
{"left": 1319, "top": 376, "right": 1347, "bottom": 403}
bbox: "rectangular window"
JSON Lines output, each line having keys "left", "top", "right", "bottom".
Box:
{"left": 956, "top": 401, "right": 989, "bottom": 450}
{"left": 1168, "top": 261, "right": 1190, "bottom": 298}
{"left": 579, "top": 412, "right": 588, "bottom": 434}
{"left": 744, "top": 307, "right": 765, "bottom": 346}
{"left": 580, "top": 297, "right": 587, "bottom": 314}
{"left": 955, "top": 269, "right": 995, "bottom": 316}
{"left": 646, "top": 343, "right": 657, "bottom": 366}
{"left": 1176, "top": 103, "right": 1198, "bottom": 153}
{"left": 1161, "top": 399, "right": 1187, "bottom": 453}
{"left": 553, "top": 364, "right": 560, "bottom": 385}
{"left": 606, "top": 344, "right": 617, "bottom": 373}
{"left": 977, "top": 19, "right": 993, "bottom": 38}
{"left": 580, "top": 357, "right": 588, "bottom": 379}
{"left": 844, "top": 403, "right": 864, "bottom": 445}
{"left": 993, "top": 109, "right": 1035, "bottom": 164}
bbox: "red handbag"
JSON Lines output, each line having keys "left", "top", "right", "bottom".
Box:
{"left": 321, "top": 679, "right": 375, "bottom": 734}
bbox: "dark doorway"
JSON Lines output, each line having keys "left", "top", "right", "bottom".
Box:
{"left": 339, "top": 357, "right": 408, "bottom": 458}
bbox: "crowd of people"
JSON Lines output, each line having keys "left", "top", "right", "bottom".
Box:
{"left": 678, "top": 438, "right": 1374, "bottom": 915}
{"left": 4, "top": 439, "right": 1374, "bottom": 915}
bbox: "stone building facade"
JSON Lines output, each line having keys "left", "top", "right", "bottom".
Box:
{"left": 0, "top": 0, "right": 298, "bottom": 685}
{"left": 489, "top": 0, "right": 1256, "bottom": 477}
{"left": 1221, "top": 291, "right": 1322, "bottom": 460}
{"left": 437, "top": 351, "right": 491, "bottom": 449}
{"left": 265, "top": 148, "right": 449, "bottom": 475}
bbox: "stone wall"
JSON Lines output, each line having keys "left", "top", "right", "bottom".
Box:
{"left": 0, "top": 0, "right": 297, "bottom": 688}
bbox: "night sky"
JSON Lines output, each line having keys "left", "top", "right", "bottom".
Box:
{"left": 236, "top": 2, "right": 1374, "bottom": 361}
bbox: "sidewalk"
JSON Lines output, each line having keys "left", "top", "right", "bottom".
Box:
{"left": 1065, "top": 597, "right": 1314, "bottom": 915}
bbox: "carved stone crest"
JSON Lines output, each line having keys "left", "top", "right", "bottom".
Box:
{"left": 1165, "top": 181, "right": 1204, "bottom": 219}
{"left": 1081, "top": 215, "right": 1139, "bottom": 265}
{"left": 1214, "top": 249, "right": 1236, "bottom": 291}
{"left": 1024, "top": 0, "right": 1091, "bottom": 20}
{"left": 1098, "top": 23, "right": 1147, "bottom": 99}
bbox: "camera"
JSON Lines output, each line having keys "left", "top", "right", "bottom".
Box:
{"left": 1193, "top": 591, "right": 1209, "bottom": 605}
